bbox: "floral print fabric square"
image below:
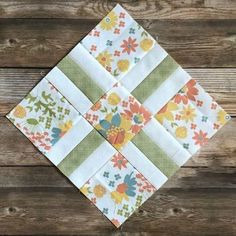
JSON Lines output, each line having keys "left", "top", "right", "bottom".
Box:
{"left": 81, "top": 4, "right": 155, "bottom": 79}
{"left": 85, "top": 83, "right": 152, "bottom": 150}
{"left": 80, "top": 153, "right": 156, "bottom": 227}
{"left": 7, "top": 79, "right": 80, "bottom": 154}
{"left": 155, "top": 79, "right": 230, "bottom": 154}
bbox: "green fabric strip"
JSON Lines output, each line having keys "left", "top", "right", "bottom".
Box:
{"left": 131, "top": 55, "right": 179, "bottom": 103}
{"left": 132, "top": 130, "right": 179, "bottom": 178}
{"left": 57, "top": 129, "right": 104, "bottom": 177}
{"left": 57, "top": 56, "right": 104, "bottom": 104}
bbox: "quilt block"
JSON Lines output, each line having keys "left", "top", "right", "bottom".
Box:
{"left": 7, "top": 4, "right": 230, "bottom": 228}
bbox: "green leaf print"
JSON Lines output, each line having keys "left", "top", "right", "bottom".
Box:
{"left": 26, "top": 94, "right": 37, "bottom": 104}
{"left": 34, "top": 101, "right": 56, "bottom": 117}
{"left": 27, "top": 118, "right": 39, "bottom": 126}
{"left": 42, "top": 91, "right": 53, "bottom": 103}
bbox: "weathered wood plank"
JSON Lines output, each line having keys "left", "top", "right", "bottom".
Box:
{"left": 0, "top": 68, "right": 235, "bottom": 116}
{"left": 0, "top": 166, "right": 235, "bottom": 189}
{"left": 0, "top": 188, "right": 235, "bottom": 235}
{"left": 0, "top": 19, "right": 235, "bottom": 68}
{"left": 0, "top": 117, "right": 235, "bottom": 167}
{"left": 0, "top": 0, "right": 236, "bottom": 20}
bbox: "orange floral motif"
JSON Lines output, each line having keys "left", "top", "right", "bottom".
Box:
{"left": 91, "top": 102, "right": 102, "bottom": 111}
{"left": 192, "top": 130, "right": 208, "bottom": 146}
{"left": 111, "top": 153, "right": 128, "bottom": 170}
{"left": 121, "top": 36, "right": 138, "bottom": 55}
{"left": 122, "top": 101, "right": 151, "bottom": 133}
{"left": 174, "top": 79, "right": 199, "bottom": 104}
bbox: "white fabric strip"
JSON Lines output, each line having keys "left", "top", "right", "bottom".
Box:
{"left": 120, "top": 142, "right": 168, "bottom": 190}
{"left": 46, "top": 117, "right": 92, "bottom": 165}
{"left": 143, "top": 66, "right": 192, "bottom": 114}
{"left": 45, "top": 67, "right": 93, "bottom": 114}
{"left": 69, "top": 142, "right": 117, "bottom": 188}
{"left": 69, "top": 43, "right": 117, "bottom": 92}
{"left": 120, "top": 43, "right": 168, "bottom": 92}
{"left": 143, "top": 118, "right": 191, "bottom": 166}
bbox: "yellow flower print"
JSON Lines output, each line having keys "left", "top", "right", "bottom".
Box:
{"left": 155, "top": 102, "right": 178, "bottom": 124}
{"left": 140, "top": 38, "right": 154, "bottom": 51}
{"left": 93, "top": 184, "right": 106, "bottom": 198}
{"left": 111, "top": 191, "right": 129, "bottom": 204}
{"left": 107, "top": 92, "right": 121, "bottom": 106}
{"left": 175, "top": 126, "right": 188, "bottom": 139}
{"left": 96, "top": 51, "right": 113, "bottom": 67}
{"left": 13, "top": 105, "right": 26, "bottom": 118}
{"left": 217, "top": 109, "right": 230, "bottom": 126}
{"left": 59, "top": 120, "right": 73, "bottom": 133}
{"left": 80, "top": 185, "right": 90, "bottom": 196}
{"left": 180, "top": 105, "right": 196, "bottom": 123}
{"left": 100, "top": 11, "right": 118, "bottom": 31}
{"left": 117, "top": 59, "right": 130, "bottom": 72}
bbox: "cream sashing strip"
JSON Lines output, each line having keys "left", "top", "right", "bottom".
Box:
{"left": 120, "top": 43, "right": 168, "bottom": 92}
{"left": 69, "top": 142, "right": 117, "bottom": 189}
{"left": 120, "top": 142, "right": 168, "bottom": 190}
{"left": 46, "top": 67, "right": 93, "bottom": 114}
{"left": 143, "top": 66, "right": 191, "bottom": 114}
{"left": 69, "top": 43, "right": 117, "bottom": 92}
{"left": 46, "top": 117, "right": 92, "bottom": 166}
{"left": 142, "top": 118, "right": 191, "bottom": 166}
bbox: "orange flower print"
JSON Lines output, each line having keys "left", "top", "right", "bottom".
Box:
{"left": 91, "top": 101, "right": 101, "bottom": 111}
{"left": 121, "top": 37, "right": 138, "bottom": 55}
{"left": 122, "top": 101, "right": 151, "bottom": 133}
{"left": 192, "top": 130, "right": 209, "bottom": 146}
{"left": 111, "top": 219, "right": 120, "bottom": 228}
{"left": 174, "top": 79, "right": 199, "bottom": 104}
{"left": 111, "top": 153, "right": 128, "bottom": 170}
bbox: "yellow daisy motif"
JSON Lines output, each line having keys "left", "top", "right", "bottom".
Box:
{"left": 13, "top": 105, "right": 26, "bottom": 118}
{"left": 100, "top": 11, "right": 118, "bottom": 31}
{"left": 117, "top": 59, "right": 130, "bottom": 72}
{"left": 217, "top": 109, "right": 230, "bottom": 126}
{"left": 175, "top": 126, "right": 188, "bottom": 139}
{"left": 140, "top": 38, "right": 154, "bottom": 51}
{"left": 107, "top": 93, "right": 121, "bottom": 106}
{"left": 180, "top": 105, "right": 196, "bottom": 123}
{"left": 93, "top": 184, "right": 106, "bottom": 198}
{"left": 155, "top": 102, "right": 178, "bottom": 124}
{"left": 96, "top": 51, "right": 113, "bottom": 67}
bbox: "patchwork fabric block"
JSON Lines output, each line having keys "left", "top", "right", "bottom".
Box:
{"left": 85, "top": 83, "right": 151, "bottom": 150}
{"left": 81, "top": 153, "right": 156, "bottom": 227}
{"left": 6, "top": 4, "right": 230, "bottom": 228}
{"left": 7, "top": 78, "right": 81, "bottom": 154}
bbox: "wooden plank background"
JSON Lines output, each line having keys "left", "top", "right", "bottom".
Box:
{"left": 0, "top": 0, "right": 235, "bottom": 235}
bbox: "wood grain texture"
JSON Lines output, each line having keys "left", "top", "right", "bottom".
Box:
{"left": 0, "top": 0, "right": 236, "bottom": 20}
{"left": 0, "top": 0, "right": 235, "bottom": 235}
{"left": 0, "top": 188, "right": 235, "bottom": 235}
{"left": 0, "top": 19, "right": 235, "bottom": 68}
